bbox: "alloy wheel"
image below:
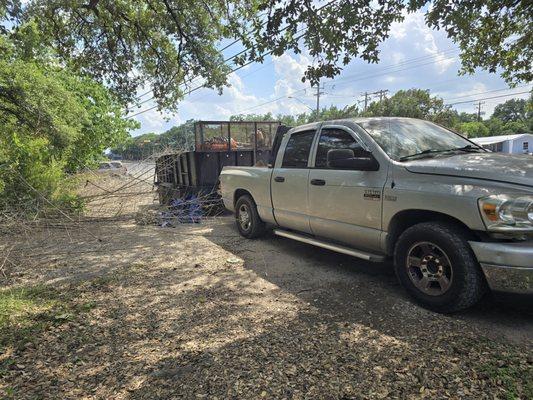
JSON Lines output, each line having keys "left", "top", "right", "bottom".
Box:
{"left": 405, "top": 242, "right": 453, "bottom": 296}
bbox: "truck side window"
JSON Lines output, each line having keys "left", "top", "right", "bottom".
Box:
{"left": 281, "top": 130, "right": 315, "bottom": 168}
{"left": 315, "top": 128, "right": 361, "bottom": 168}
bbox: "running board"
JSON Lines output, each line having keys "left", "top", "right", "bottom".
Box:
{"left": 273, "top": 229, "right": 385, "bottom": 262}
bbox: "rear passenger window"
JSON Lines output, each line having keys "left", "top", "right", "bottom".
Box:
{"left": 315, "top": 128, "right": 361, "bottom": 168}
{"left": 281, "top": 130, "right": 315, "bottom": 168}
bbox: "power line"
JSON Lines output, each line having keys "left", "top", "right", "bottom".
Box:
{"left": 232, "top": 89, "right": 308, "bottom": 115}
{"left": 322, "top": 74, "right": 490, "bottom": 99}
{"left": 441, "top": 84, "right": 531, "bottom": 102}
{"left": 233, "top": 87, "right": 532, "bottom": 118}
{"left": 129, "top": 46, "right": 459, "bottom": 118}
{"left": 126, "top": 47, "right": 295, "bottom": 118}
{"left": 323, "top": 83, "right": 531, "bottom": 106}
{"left": 291, "top": 51, "right": 461, "bottom": 102}
{"left": 322, "top": 38, "right": 518, "bottom": 94}
{"left": 130, "top": 14, "right": 457, "bottom": 117}
{"left": 328, "top": 55, "right": 458, "bottom": 91}
{"left": 132, "top": 12, "right": 273, "bottom": 101}
{"left": 129, "top": 0, "right": 340, "bottom": 108}
{"left": 129, "top": 10, "right": 523, "bottom": 115}
{"left": 127, "top": 17, "right": 527, "bottom": 119}
{"left": 445, "top": 90, "right": 531, "bottom": 106}
{"left": 324, "top": 49, "right": 459, "bottom": 89}
{"left": 129, "top": 4, "right": 344, "bottom": 120}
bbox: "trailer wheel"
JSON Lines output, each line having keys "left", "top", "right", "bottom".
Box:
{"left": 235, "top": 195, "right": 266, "bottom": 238}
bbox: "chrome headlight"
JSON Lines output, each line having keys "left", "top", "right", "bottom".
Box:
{"left": 478, "top": 194, "right": 533, "bottom": 231}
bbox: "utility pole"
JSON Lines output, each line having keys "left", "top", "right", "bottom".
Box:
{"left": 361, "top": 89, "right": 388, "bottom": 112}
{"left": 474, "top": 101, "right": 485, "bottom": 122}
{"left": 314, "top": 80, "right": 325, "bottom": 120}
{"left": 377, "top": 89, "right": 389, "bottom": 102}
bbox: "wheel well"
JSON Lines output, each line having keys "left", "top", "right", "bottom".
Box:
{"left": 386, "top": 210, "right": 479, "bottom": 255}
{"left": 234, "top": 188, "right": 253, "bottom": 206}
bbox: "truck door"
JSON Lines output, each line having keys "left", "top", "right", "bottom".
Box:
{"left": 307, "top": 125, "right": 386, "bottom": 251}
{"left": 271, "top": 128, "right": 317, "bottom": 234}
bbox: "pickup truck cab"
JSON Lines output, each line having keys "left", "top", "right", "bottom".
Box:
{"left": 219, "top": 117, "right": 533, "bottom": 312}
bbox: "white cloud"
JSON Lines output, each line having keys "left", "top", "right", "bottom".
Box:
{"left": 270, "top": 53, "right": 318, "bottom": 114}
{"left": 389, "top": 13, "right": 408, "bottom": 41}
{"left": 390, "top": 51, "right": 406, "bottom": 65}
{"left": 132, "top": 105, "right": 169, "bottom": 134}
{"left": 389, "top": 11, "right": 455, "bottom": 74}
{"left": 272, "top": 53, "right": 311, "bottom": 95}
{"left": 450, "top": 82, "right": 488, "bottom": 99}
{"left": 421, "top": 31, "right": 455, "bottom": 73}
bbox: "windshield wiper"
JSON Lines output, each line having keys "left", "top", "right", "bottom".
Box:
{"left": 399, "top": 149, "right": 448, "bottom": 161}
{"left": 399, "top": 145, "right": 485, "bottom": 162}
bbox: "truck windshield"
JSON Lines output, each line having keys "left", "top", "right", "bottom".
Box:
{"left": 357, "top": 119, "right": 483, "bottom": 161}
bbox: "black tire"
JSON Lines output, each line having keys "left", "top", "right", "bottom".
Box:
{"left": 394, "top": 222, "right": 487, "bottom": 313}
{"left": 235, "top": 194, "right": 266, "bottom": 239}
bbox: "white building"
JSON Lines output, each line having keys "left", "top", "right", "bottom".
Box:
{"left": 471, "top": 133, "right": 533, "bottom": 154}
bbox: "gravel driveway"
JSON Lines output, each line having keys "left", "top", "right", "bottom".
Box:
{"left": 1, "top": 216, "right": 532, "bottom": 399}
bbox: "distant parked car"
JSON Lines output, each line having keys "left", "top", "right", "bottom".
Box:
{"left": 97, "top": 161, "right": 127, "bottom": 174}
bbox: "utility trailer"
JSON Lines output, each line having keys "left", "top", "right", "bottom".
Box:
{"left": 155, "top": 120, "right": 289, "bottom": 210}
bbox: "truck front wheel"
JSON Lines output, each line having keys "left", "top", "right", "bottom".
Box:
{"left": 394, "top": 222, "right": 487, "bottom": 313}
{"left": 235, "top": 194, "right": 266, "bottom": 239}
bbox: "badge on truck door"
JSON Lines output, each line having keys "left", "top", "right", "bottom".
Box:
{"left": 363, "top": 189, "right": 381, "bottom": 201}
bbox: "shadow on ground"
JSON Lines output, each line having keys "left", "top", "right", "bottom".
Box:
{"left": 1, "top": 218, "right": 531, "bottom": 399}
{"left": 207, "top": 221, "right": 533, "bottom": 342}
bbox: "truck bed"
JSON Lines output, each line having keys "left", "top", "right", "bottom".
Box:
{"left": 219, "top": 166, "right": 274, "bottom": 219}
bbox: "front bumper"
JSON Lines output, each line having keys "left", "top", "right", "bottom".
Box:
{"left": 469, "top": 240, "right": 533, "bottom": 294}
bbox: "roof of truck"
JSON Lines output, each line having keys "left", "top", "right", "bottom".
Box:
{"left": 330, "top": 116, "right": 420, "bottom": 124}
{"left": 291, "top": 117, "right": 421, "bottom": 131}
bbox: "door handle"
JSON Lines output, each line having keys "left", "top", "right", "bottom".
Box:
{"left": 274, "top": 176, "right": 285, "bottom": 183}
{"left": 310, "top": 179, "right": 326, "bottom": 186}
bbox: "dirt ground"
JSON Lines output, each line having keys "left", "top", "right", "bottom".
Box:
{"left": 1, "top": 170, "right": 532, "bottom": 399}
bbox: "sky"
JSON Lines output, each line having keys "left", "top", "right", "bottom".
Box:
{"left": 129, "top": 10, "right": 532, "bottom": 137}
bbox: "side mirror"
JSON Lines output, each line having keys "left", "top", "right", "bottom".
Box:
{"left": 327, "top": 148, "right": 379, "bottom": 171}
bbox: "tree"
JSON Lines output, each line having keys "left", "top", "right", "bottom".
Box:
{"left": 112, "top": 120, "right": 196, "bottom": 160}
{"left": 483, "top": 117, "right": 504, "bottom": 136}
{"left": 501, "top": 120, "right": 529, "bottom": 134}
{"left": 0, "top": 1, "right": 19, "bottom": 34}
{"left": 319, "top": 105, "right": 359, "bottom": 121}
{"left": 230, "top": 113, "right": 277, "bottom": 122}
{"left": 159, "top": 119, "right": 195, "bottom": 149}
{"left": 457, "top": 121, "right": 489, "bottom": 138}
{"left": 363, "top": 89, "right": 457, "bottom": 128}
{"left": 231, "top": 104, "right": 359, "bottom": 127}
{"left": 1, "top": 1, "right": 529, "bottom": 110}
{"left": 492, "top": 98, "right": 529, "bottom": 123}
{"left": 457, "top": 112, "right": 478, "bottom": 123}
{"left": 419, "top": 0, "right": 532, "bottom": 84}
{"left": 0, "top": 28, "right": 136, "bottom": 209}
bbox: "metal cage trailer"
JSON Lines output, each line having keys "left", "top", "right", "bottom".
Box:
{"left": 155, "top": 120, "right": 286, "bottom": 212}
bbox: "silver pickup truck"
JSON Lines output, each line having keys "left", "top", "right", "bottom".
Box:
{"left": 219, "top": 117, "right": 533, "bottom": 312}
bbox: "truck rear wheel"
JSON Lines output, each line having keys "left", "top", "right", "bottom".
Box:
{"left": 235, "top": 195, "right": 266, "bottom": 239}
{"left": 394, "top": 222, "right": 487, "bottom": 313}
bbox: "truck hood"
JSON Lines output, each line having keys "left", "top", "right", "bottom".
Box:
{"left": 404, "top": 152, "right": 533, "bottom": 188}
